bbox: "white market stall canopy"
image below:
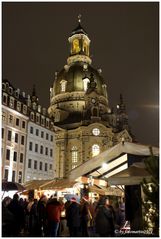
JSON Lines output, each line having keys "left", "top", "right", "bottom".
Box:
{"left": 108, "top": 162, "right": 151, "bottom": 185}
{"left": 69, "top": 142, "right": 159, "bottom": 181}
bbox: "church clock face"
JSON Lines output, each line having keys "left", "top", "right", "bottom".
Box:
{"left": 92, "top": 128, "right": 100, "bottom": 136}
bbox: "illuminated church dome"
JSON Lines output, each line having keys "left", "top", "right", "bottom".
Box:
{"left": 48, "top": 16, "right": 132, "bottom": 178}
{"left": 48, "top": 16, "right": 110, "bottom": 128}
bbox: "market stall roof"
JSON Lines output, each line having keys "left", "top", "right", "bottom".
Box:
{"left": 23, "top": 178, "right": 78, "bottom": 191}
{"left": 40, "top": 179, "right": 78, "bottom": 190}
{"left": 69, "top": 142, "right": 159, "bottom": 181}
{"left": 89, "top": 185, "right": 123, "bottom": 196}
{"left": 108, "top": 162, "right": 151, "bottom": 185}
{"left": 23, "top": 179, "right": 53, "bottom": 190}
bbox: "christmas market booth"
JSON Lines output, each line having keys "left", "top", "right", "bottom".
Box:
{"left": 69, "top": 142, "right": 159, "bottom": 233}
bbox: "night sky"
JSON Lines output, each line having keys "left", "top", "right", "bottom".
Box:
{"left": 2, "top": 2, "right": 159, "bottom": 147}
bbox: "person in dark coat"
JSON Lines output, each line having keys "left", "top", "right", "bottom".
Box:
{"left": 95, "top": 196, "right": 115, "bottom": 237}
{"left": 29, "top": 199, "right": 39, "bottom": 236}
{"left": 37, "top": 195, "right": 48, "bottom": 236}
{"left": 66, "top": 197, "right": 81, "bottom": 237}
{"left": 2, "top": 196, "right": 16, "bottom": 237}
{"left": 80, "top": 196, "right": 90, "bottom": 237}
{"left": 7, "top": 193, "right": 25, "bottom": 236}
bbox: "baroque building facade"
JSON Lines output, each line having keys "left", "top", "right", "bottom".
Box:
{"left": 48, "top": 18, "right": 133, "bottom": 178}
{"left": 25, "top": 86, "right": 55, "bottom": 182}
{"left": 2, "top": 80, "right": 55, "bottom": 183}
{"left": 2, "top": 80, "right": 28, "bottom": 183}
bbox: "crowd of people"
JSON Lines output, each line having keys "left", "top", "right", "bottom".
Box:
{"left": 2, "top": 193, "right": 125, "bottom": 237}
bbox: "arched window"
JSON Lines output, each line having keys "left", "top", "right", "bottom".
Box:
{"left": 83, "top": 40, "right": 89, "bottom": 55}
{"left": 83, "top": 77, "right": 90, "bottom": 91}
{"left": 72, "top": 39, "right": 80, "bottom": 54}
{"left": 71, "top": 146, "right": 78, "bottom": 169}
{"left": 92, "top": 144, "right": 100, "bottom": 157}
{"left": 60, "top": 80, "right": 67, "bottom": 92}
{"left": 55, "top": 111, "right": 60, "bottom": 122}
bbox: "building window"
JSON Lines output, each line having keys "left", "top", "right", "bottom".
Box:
{"left": 46, "top": 120, "right": 49, "bottom": 127}
{"left": 45, "top": 147, "right": 48, "bottom": 156}
{"left": 13, "top": 151, "right": 17, "bottom": 162}
{"left": 41, "top": 131, "right": 44, "bottom": 138}
{"left": 17, "top": 102, "right": 21, "bottom": 111}
{"left": 15, "top": 133, "right": 18, "bottom": 143}
{"left": 71, "top": 146, "right": 78, "bottom": 169}
{"left": 2, "top": 83, "right": 6, "bottom": 90}
{"left": 46, "top": 133, "right": 49, "bottom": 140}
{"left": 21, "top": 135, "right": 25, "bottom": 145}
{"left": 9, "top": 87, "right": 13, "bottom": 94}
{"left": 22, "top": 121, "right": 26, "bottom": 129}
{"left": 83, "top": 77, "right": 90, "bottom": 91}
{"left": 72, "top": 146, "right": 78, "bottom": 164}
{"left": 40, "top": 145, "right": 43, "bottom": 154}
{"left": 30, "top": 126, "right": 33, "bottom": 134}
{"left": 18, "top": 171, "right": 22, "bottom": 183}
{"left": 20, "top": 153, "right": 23, "bottom": 163}
{"left": 36, "top": 129, "right": 39, "bottom": 136}
{"left": 36, "top": 115, "right": 40, "bottom": 123}
{"left": 35, "top": 144, "right": 38, "bottom": 153}
{"left": 16, "top": 118, "right": 20, "bottom": 126}
{"left": 9, "top": 98, "right": 14, "bottom": 108}
{"left": 45, "top": 163, "right": 48, "bottom": 171}
{"left": 50, "top": 135, "right": 53, "bottom": 142}
{"left": 29, "top": 142, "right": 33, "bottom": 151}
{"left": 6, "top": 149, "right": 10, "bottom": 160}
{"left": 41, "top": 118, "right": 45, "bottom": 125}
{"left": 34, "top": 160, "right": 37, "bottom": 170}
{"left": 2, "top": 128, "right": 4, "bottom": 139}
{"left": 2, "top": 112, "right": 6, "bottom": 121}
{"left": 23, "top": 105, "right": 27, "bottom": 114}
{"left": 3, "top": 94, "right": 7, "bottom": 104}
{"left": 12, "top": 171, "right": 16, "bottom": 182}
{"left": 92, "top": 128, "right": 100, "bottom": 136}
{"left": 49, "top": 164, "right": 52, "bottom": 170}
{"left": 30, "top": 112, "right": 34, "bottom": 121}
{"left": 28, "top": 159, "right": 32, "bottom": 168}
{"left": 92, "top": 144, "right": 100, "bottom": 157}
{"left": 7, "top": 130, "right": 12, "bottom": 141}
{"left": 50, "top": 149, "right": 53, "bottom": 157}
{"left": 39, "top": 162, "right": 42, "bottom": 171}
{"left": 9, "top": 115, "right": 13, "bottom": 124}
{"left": 4, "top": 169, "right": 8, "bottom": 181}
{"left": 60, "top": 80, "right": 67, "bottom": 92}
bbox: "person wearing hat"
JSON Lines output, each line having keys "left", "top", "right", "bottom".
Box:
{"left": 95, "top": 196, "right": 115, "bottom": 237}
{"left": 66, "top": 197, "right": 81, "bottom": 237}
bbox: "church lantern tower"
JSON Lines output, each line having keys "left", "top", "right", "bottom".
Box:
{"left": 48, "top": 16, "right": 132, "bottom": 178}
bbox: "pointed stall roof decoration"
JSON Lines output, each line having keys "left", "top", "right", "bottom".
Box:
{"left": 71, "top": 14, "right": 88, "bottom": 36}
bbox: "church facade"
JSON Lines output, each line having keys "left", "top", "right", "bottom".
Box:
{"left": 48, "top": 18, "right": 133, "bottom": 178}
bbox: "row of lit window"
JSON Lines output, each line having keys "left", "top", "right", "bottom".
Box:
{"left": 71, "top": 144, "right": 100, "bottom": 169}
{"left": 2, "top": 112, "right": 26, "bottom": 129}
{"left": 5, "top": 149, "right": 24, "bottom": 163}
{"left": 29, "top": 142, "right": 53, "bottom": 157}
{"left": 28, "top": 159, "right": 52, "bottom": 171}
{"left": 4, "top": 168, "right": 23, "bottom": 183}
{"left": 3, "top": 93, "right": 28, "bottom": 114}
{"left": 2, "top": 129, "right": 25, "bottom": 145}
{"left": 30, "top": 126, "right": 53, "bottom": 141}
{"left": 30, "top": 112, "right": 50, "bottom": 128}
